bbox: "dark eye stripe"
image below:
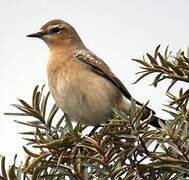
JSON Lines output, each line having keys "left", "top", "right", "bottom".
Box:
{"left": 50, "top": 27, "right": 61, "bottom": 34}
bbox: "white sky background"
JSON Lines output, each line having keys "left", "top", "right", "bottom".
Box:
{"left": 0, "top": 0, "right": 189, "bottom": 164}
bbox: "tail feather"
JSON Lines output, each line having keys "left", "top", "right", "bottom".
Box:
{"left": 142, "top": 108, "right": 164, "bottom": 128}
{"left": 120, "top": 96, "right": 164, "bottom": 128}
{"left": 149, "top": 115, "right": 161, "bottom": 128}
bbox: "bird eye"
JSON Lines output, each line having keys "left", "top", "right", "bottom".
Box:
{"left": 50, "top": 27, "right": 61, "bottom": 34}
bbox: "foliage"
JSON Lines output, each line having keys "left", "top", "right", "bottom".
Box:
{"left": 0, "top": 46, "right": 189, "bottom": 179}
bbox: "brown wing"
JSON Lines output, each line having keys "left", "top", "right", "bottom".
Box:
{"left": 73, "top": 49, "right": 160, "bottom": 127}
{"left": 74, "top": 49, "right": 132, "bottom": 100}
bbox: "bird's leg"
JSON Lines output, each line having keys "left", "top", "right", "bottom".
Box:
{"left": 88, "top": 125, "right": 102, "bottom": 136}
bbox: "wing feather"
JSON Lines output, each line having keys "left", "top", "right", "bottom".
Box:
{"left": 74, "top": 49, "right": 132, "bottom": 100}
{"left": 73, "top": 49, "right": 161, "bottom": 126}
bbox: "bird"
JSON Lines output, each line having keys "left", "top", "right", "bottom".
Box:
{"left": 27, "top": 19, "right": 160, "bottom": 127}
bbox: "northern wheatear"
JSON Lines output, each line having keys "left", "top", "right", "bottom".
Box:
{"left": 27, "top": 19, "right": 160, "bottom": 127}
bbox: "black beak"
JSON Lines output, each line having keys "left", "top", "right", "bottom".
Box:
{"left": 26, "top": 31, "right": 47, "bottom": 38}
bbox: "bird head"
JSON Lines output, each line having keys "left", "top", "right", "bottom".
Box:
{"left": 27, "top": 19, "right": 83, "bottom": 51}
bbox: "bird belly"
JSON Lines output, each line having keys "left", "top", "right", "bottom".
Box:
{"left": 48, "top": 67, "right": 120, "bottom": 126}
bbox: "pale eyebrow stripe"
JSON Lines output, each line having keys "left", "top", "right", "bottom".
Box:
{"left": 48, "top": 24, "right": 61, "bottom": 30}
